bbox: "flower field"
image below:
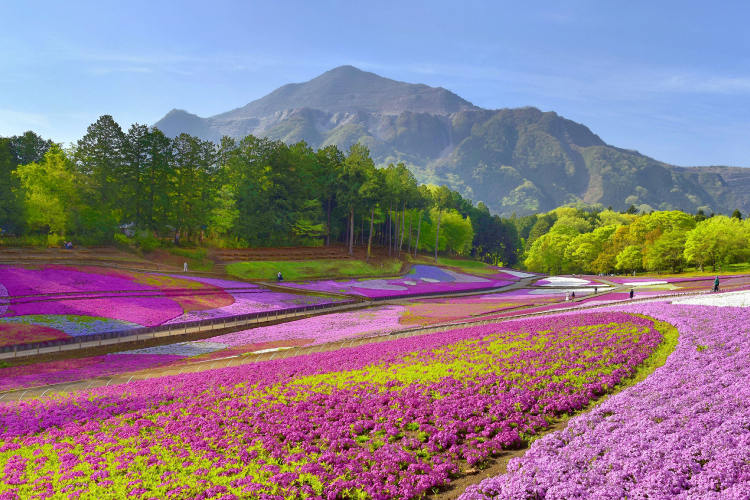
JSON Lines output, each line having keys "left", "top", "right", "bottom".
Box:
{"left": 278, "top": 265, "right": 515, "bottom": 298}
{"left": 463, "top": 300, "right": 750, "bottom": 499}
{"left": 0, "top": 306, "right": 410, "bottom": 393}
{"left": 0, "top": 266, "right": 338, "bottom": 346}
{"left": 0, "top": 311, "right": 662, "bottom": 499}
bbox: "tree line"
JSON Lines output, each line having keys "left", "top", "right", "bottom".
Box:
{"left": 515, "top": 205, "right": 749, "bottom": 274}
{"left": 0, "top": 116, "right": 519, "bottom": 265}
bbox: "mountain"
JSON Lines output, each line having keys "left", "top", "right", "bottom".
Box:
{"left": 154, "top": 66, "right": 750, "bottom": 217}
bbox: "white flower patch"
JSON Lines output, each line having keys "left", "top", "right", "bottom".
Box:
{"left": 441, "top": 269, "right": 490, "bottom": 283}
{"left": 250, "top": 347, "right": 293, "bottom": 354}
{"left": 527, "top": 287, "right": 611, "bottom": 295}
{"left": 673, "top": 290, "right": 750, "bottom": 308}
{"left": 113, "top": 341, "right": 229, "bottom": 357}
{"left": 536, "top": 277, "right": 591, "bottom": 287}
{"left": 420, "top": 278, "right": 440, "bottom": 283}
{"left": 403, "top": 281, "right": 418, "bottom": 286}
{"left": 500, "top": 270, "right": 536, "bottom": 278}
{"left": 622, "top": 281, "right": 668, "bottom": 287}
{"left": 352, "top": 280, "right": 407, "bottom": 291}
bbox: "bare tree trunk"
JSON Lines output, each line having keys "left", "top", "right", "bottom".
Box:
{"left": 349, "top": 209, "right": 354, "bottom": 256}
{"left": 387, "top": 202, "right": 392, "bottom": 257}
{"left": 393, "top": 204, "right": 399, "bottom": 255}
{"left": 414, "top": 211, "right": 422, "bottom": 258}
{"left": 398, "top": 200, "right": 406, "bottom": 258}
{"left": 407, "top": 211, "right": 413, "bottom": 253}
{"left": 326, "top": 198, "right": 331, "bottom": 246}
{"left": 434, "top": 209, "right": 442, "bottom": 263}
{"left": 393, "top": 202, "right": 400, "bottom": 257}
{"left": 361, "top": 214, "right": 365, "bottom": 246}
{"left": 366, "top": 206, "right": 374, "bottom": 263}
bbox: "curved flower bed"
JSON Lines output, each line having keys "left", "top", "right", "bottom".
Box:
{"left": 400, "top": 294, "right": 560, "bottom": 326}
{"left": 164, "top": 290, "right": 335, "bottom": 324}
{"left": 0, "top": 315, "right": 140, "bottom": 337}
{"left": 0, "top": 323, "right": 69, "bottom": 348}
{"left": 113, "top": 342, "right": 229, "bottom": 358}
{"left": 0, "top": 354, "right": 181, "bottom": 392}
{"left": 3, "top": 295, "right": 184, "bottom": 327}
{"left": 0, "top": 265, "right": 343, "bottom": 345}
{"left": 462, "top": 301, "right": 750, "bottom": 499}
{"left": 281, "top": 265, "right": 513, "bottom": 298}
{"left": 0, "top": 312, "right": 661, "bottom": 499}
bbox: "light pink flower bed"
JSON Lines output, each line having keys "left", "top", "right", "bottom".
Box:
{"left": 197, "top": 305, "right": 408, "bottom": 347}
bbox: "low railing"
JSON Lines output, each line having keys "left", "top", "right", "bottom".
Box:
{"left": 0, "top": 300, "right": 360, "bottom": 359}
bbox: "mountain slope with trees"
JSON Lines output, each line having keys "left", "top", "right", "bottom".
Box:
{"left": 154, "top": 66, "right": 750, "bottom": 217}
{"left": 0, "top": 119, "right": 519, "bottom": 267}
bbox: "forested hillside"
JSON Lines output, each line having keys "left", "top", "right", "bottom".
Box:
{"left": 154, "top": 66, "right": 750, "bottom": 217}
{"left": 0, "top": 117, "right": 518, "bottom": 266}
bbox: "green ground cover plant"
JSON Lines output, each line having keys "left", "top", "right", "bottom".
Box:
{"left": 226, "top": 259, "right": 402, "bottom": 281}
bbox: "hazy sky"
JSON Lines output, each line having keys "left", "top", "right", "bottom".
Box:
{"left": 3, "top": 1, "right": 750, "bottom": 167}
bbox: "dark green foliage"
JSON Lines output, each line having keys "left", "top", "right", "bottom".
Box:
{"left": 0, "top": 138, "right": 23, "bottom": 234}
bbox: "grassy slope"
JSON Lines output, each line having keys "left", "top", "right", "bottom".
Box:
{"left": 226, "top": 259, "right": 402, "bottom": 281}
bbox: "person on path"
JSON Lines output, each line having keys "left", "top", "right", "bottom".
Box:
{"left": 629, "top": 289, "right": 634, "bottom": 299}
{"left": 277, "top": 271, "right": 283, "bottom": 282}
{"left": 571, "top": 291, "right": 576, "bottom": 300}
{"left": 566, "top": 291, "right": 570, "bottom": 301}
{"left": 714, "top": 276, "right": 720, "bottom": 292}
{"left": 594, "top": 286, "right": 598, "bottom": 294}
{"left": 183, "top": 262, "right": 188, "bottom": 272}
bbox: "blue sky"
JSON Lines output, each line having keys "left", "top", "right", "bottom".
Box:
{"left": 2, "top": 0, "right": 750, "bottom": 167}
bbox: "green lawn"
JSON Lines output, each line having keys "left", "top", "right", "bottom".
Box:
{"left": 226, "top": 259, "right": 402, "bottom": 281}
{"left": 435, "top": 257, "right": 500, "bottom": 276}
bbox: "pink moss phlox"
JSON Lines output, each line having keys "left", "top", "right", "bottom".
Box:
{"left": 462, "top": 301, "right": 750, "bottom": 499}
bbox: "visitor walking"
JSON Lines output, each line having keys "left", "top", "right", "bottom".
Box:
{"left": 713, "top": 276, "right": 720, "bottom": 292}
{"left": 629, "top": 289, "right": 634, "bottom": 299}
{"left": 571, "top": 291, "right": 576, "bottom": 300}
{"left": 277, "top": 271, "right": 283, "bottom": 282}
{"left": 183, "top": 262, "right": 188, "bottom": 272}
{"left": 565, "top": 291, "right": 570, "bottom": 301}
{"left": 594, "top": 286, "right": 598, "bottom": 294}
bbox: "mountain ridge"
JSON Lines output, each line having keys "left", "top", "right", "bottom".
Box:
{"left": 153, "top": 66, "right": 750, "bottom": 217}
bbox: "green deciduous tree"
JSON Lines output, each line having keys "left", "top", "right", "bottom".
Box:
{"left": 616, "top": 245, "right": 643, "bottom": 274}
{"left": 15, "top": 145, "right": 81, "bottom": 237}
